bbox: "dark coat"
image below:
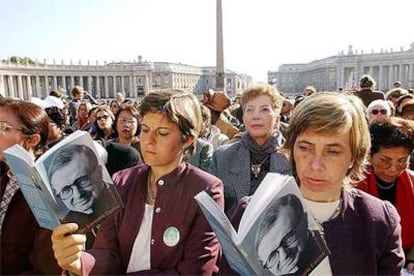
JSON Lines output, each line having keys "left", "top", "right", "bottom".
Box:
{"left": 354, "top": 88, "right": 385, "bottom": 107}
{"left": 0, "top": 164, "right": 60, "bottom": 274}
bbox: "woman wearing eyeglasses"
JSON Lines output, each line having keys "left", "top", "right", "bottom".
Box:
{"left": 51, "top": 91, "right": 224, "bottom": 275}
{"left": 357, "top": 117, "right": 414, "bottom": 273}
{"left": 366, "top": 99, "right": 392, "bottom": 124}
{"left": 0, "top": 98, "right": 60, "bottom": 274}
{"left": 110, "top": 104, "right": 141, "bottom": 152}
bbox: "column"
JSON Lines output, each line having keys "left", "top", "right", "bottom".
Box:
{"left": 335, "top": 66, "right": 341, "bottom": 90}
{"left": 121, "top": 76, "right": 125, "bottom": 93}
{"left": 398, "top": 64, "right": 403, "bottom": 82}
{"left": 113, "top": 75, "right": 117, "bottom": 96}
{"left": 36, "top": 75, "right": 40, "bottom": 97}
{"left": 216, "top": 0, "right": 225, "bottom": 90}
{"left": 54, "top": 76, "right": 58, "bottom": 89}
{"left": 71, "top": 76, "right": 75, "bottom": 91}
{"left": 80, "top": 76, "right": 84, "bottom": 89}
{"left": 367, "top": 66, "right": 372, "bottom": 76}
{"left": 17, "top": 75, "right": 24, "bottom": 99}
{"left": 0, "top": 75, "right": 5, "bottom": 97}
{"left": 388, "top": 65, "right": 392, "bottom": 89}
{"left": 145, "top": 74, "right": 150, "bottom": 95}
{"left": 62, "top": 76, "right": 67, "bottom": 91}
{"left": 8, "top": 75, "right": 15, "bottom": 98}
{"left": 96, "top": 76, "right": 100, "bottom": 98}
{"left": 26, "top": 75, "right": 32, "bottom": 99}
{"left": 44, "top": 76, "right": 49, "bottom": 97}
{"left": 129, "top": 75, "right": 134, "bottom": 98}
{"left": 104, "top": 76, "right": 109, "bottom": 98}
{"left": 378, "top": 66, "right": 383, "bottom": 91}
{"left": 88, "top": 76, "right": 92, "bottom": 92}
{"left": 410, "top": 64, "right": 414, "bottom": 88}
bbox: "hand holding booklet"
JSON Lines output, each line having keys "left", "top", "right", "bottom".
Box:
{"left": 194, "top": 173, "right": 330, "bottom": 276}
{"left": 3, "top": 130, "right": 123, "bottom": 234}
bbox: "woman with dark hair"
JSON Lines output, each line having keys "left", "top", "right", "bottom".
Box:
{"left": 91, "top": 105, "right": 116, "bottom": 142}
{"left": 51, "top": 91, "right": 224, "bottom": 275}
{"left": 0, "top": 98, "right": 60, "bottom": 274}
{"left": 357, "top": 117, "right": 414, "bottom": 272}
{"left": 45, "top": 106, "right": 68, "bottom": 148}
{"left": 110, "top": 103, "right": 141, "bottom": 152}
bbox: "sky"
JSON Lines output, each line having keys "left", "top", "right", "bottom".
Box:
{"left": 1, "top": 0, "right": 413, "bottom": 82}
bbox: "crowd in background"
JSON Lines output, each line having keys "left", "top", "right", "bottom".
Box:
{"left": 1, "top": 74, "right": 413, "bottom": 274}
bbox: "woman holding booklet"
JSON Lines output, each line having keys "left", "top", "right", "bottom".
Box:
{"left": 228, "top": 92, "right": 405, "bottom": 275}
{"left": 284, "top": 92, "right": 404, "bottom": 274}
{"left": 51, "top": 91, "right": 224, "bottom": 275}
{"left": 0, "top": 98, "right": 60, "bottom": 274}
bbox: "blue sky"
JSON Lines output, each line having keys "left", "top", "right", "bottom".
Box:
{"left": 1, "top": 0, "right": 413, "bottom": 82}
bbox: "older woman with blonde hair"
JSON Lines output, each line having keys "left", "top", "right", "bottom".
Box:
{"left": 209, "top": 83, "right": 290, "bottom": 215}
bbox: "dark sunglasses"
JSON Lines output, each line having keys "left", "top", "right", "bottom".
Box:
{"left": 96, "top": 114, "right": 110, "bottom": 121}
{"left": 371, "top": 109, "right": 387, "bottom": 115}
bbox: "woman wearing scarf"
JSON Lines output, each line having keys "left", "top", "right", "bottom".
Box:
{"left": 209, "top": 83, "right": 290, "bottom": 215}
{"left": 357, "top": 117, "right": 414, "bottom": 273}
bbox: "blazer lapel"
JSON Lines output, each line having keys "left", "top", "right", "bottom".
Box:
{"left": 230, "top": 146, "right": 251, "bottom": 201}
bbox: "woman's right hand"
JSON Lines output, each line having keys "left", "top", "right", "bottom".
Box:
{"left": 51, "top": 223, "right": 86, "bottom": 275}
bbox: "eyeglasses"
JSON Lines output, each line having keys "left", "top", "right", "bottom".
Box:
{"left": 375, "top": 156, "right": 409, "bottom": 171}
{"left": 55, "top": 175, "right": 91, "bottom": 200}
{"left": 118, "top": 118, "right": 137, "bottom": 125}
{"left": 96, "top": 114, "right": 110, "bottom": 121}
{"left": 0, "top": 121, "right": 23, "bottom": 134}
{"left": 261, "top": 228, "right": 299, "bottom": 269}
{"left": 371, "top": 109, "right": 387, "bottom": 115}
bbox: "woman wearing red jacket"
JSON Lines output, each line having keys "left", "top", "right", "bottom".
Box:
{"left": 357, "top": 117, "right": 414, "bottom": 272}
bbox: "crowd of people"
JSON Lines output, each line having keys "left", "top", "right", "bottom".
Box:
{"left": 0, "top": 74, "right": 413, "bottom": 274}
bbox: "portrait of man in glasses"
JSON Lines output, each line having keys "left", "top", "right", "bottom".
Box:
{"left": 47, "top": 144, "right": 113, "bottom": 225}
{"left": 255, "top": 194, "right": 328, "bottom": 275}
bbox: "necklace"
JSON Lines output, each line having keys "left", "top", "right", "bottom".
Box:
{"left": 307, "top": 198, "right": 342, "bottom": 227}
{"left": 251, "top": 155, "right": 270, "bottom": 178}
{"left": 376, "top": 181, "right": 396, "bottom": 190}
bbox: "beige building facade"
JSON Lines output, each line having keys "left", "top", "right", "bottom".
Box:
{"left": 0, "top": 56, "right": 251, "bottom": 100}
{"left": 269, "top": 43, "right": 414, "bottom": 95}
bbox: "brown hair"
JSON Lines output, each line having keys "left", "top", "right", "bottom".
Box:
{"left": 139, "top": 90, "right": 202, "bottom": 156}
{"left": 0, "top": 98, "right": 49, "bottom": 157}
{"left": 285, "top": 92, "right": 371, "bottom": 187}
{"left": 114, "top": 104, "right": 141, "bottom": 136}
{"left": 71, "top": 85, "right": 83, "bottom": 97}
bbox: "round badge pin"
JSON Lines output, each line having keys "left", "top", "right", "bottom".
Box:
{"left": 163, "top": 226, "right": 180, "bottom": 247}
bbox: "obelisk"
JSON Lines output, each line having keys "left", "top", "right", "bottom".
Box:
{"left": 216, "top": 0, "right": 225, "bottom": 91}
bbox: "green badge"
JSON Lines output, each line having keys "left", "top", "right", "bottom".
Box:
{"left": 163, "top": 226, "right": 180, "bottom": 247}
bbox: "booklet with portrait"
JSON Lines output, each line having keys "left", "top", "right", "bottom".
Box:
{"left": 194, "top": 173, "right": 330, "bottom": 276}
{"left": 3, "top": 130, "right": 123, "bottom": 234}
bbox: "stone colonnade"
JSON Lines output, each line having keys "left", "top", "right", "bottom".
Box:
{"left": 0, "top": 71, "right": 151, "bottom": 100}
{"left": 338, "top": 63, "right": 414, "bottom": 91}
